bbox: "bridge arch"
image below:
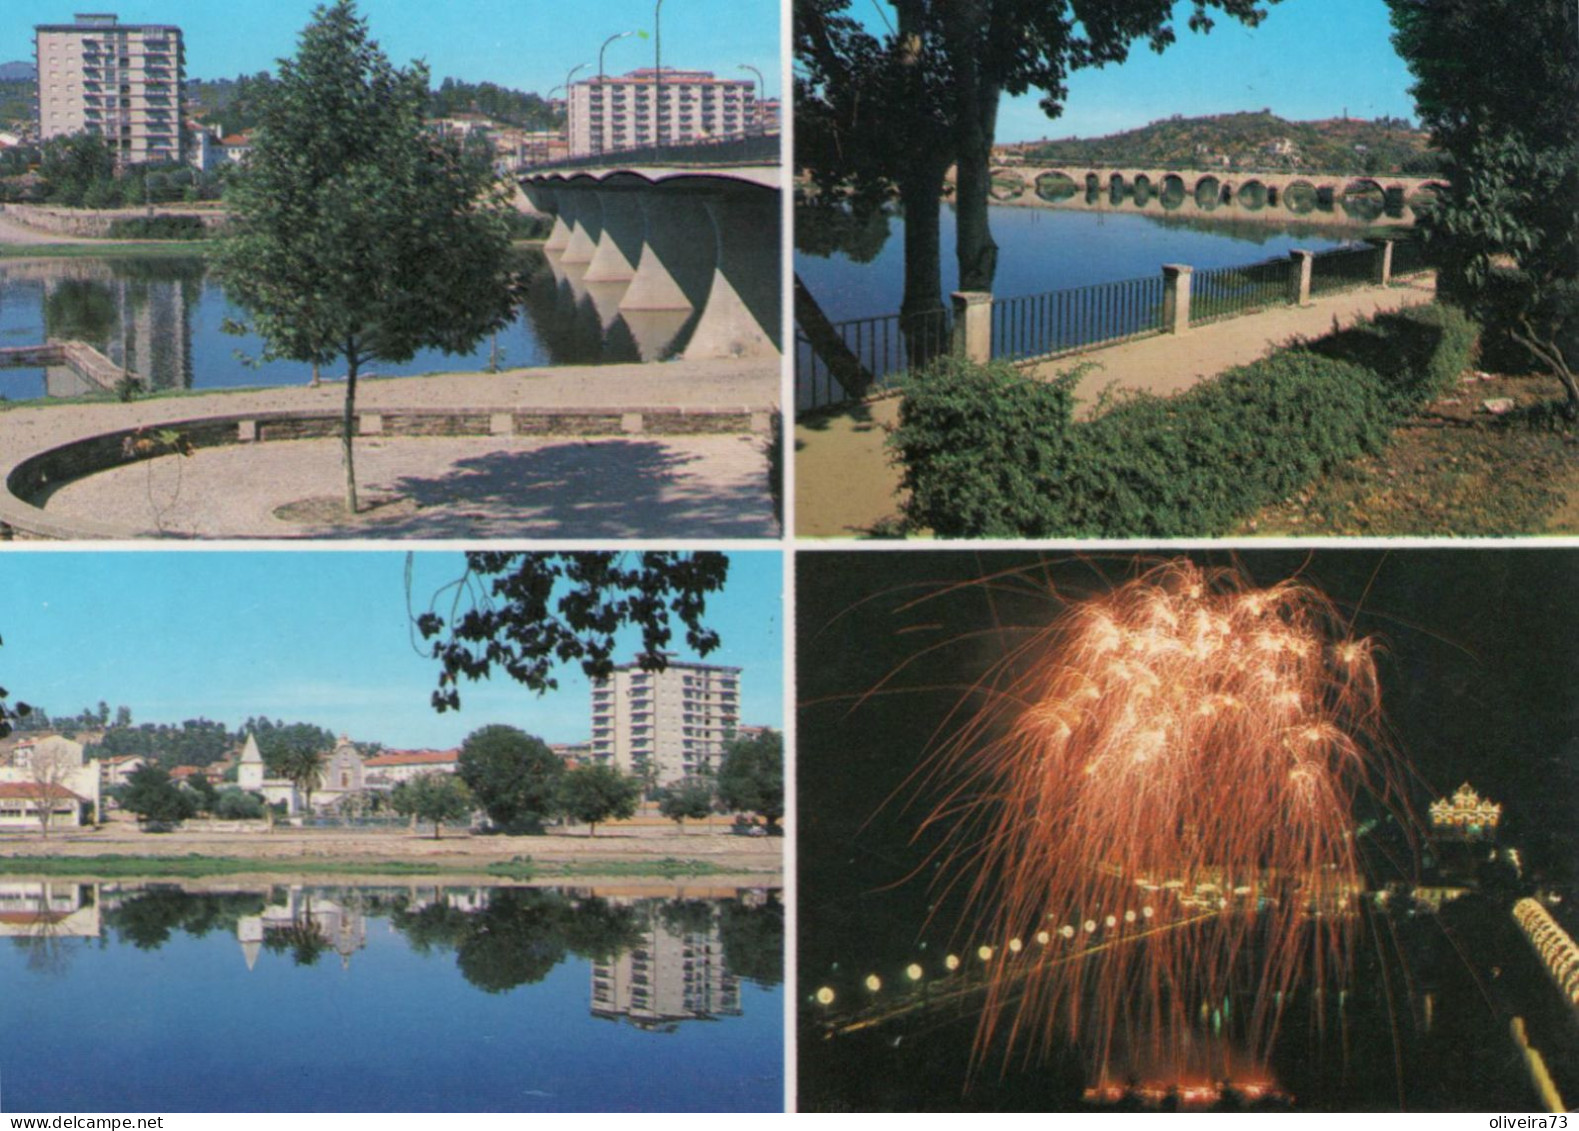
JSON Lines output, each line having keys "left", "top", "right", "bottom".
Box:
{"left": 1160, "top": 174, "right": 1186, "bottom": 210}
{"left": 1284, "top": 179, "right": 1318, "bottom": 214}
{"left": 1194, "top": 175, "right": 1222, "bottom": 210}
{"left": 1237, "top": 179, "right": 1267, "bottom": 210}
{"left": 990, "top": 167, "right": 1026, "bottom": 200}
{"left": 1035, "top": 170, "right": 1078, "bottom": 202}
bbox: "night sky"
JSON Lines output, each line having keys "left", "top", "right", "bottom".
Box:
{"left": 797, "top": 548, "right": 1579, "bottom": 980}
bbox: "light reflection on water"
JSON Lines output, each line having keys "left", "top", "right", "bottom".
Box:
{"left": 0, "top": 251, "right": 644, "bottom": 403}
{"left": 0, "top": 880, "right": 783, "bottom": 1112}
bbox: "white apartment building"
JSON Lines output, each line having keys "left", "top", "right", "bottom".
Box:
{"left": 590, "top": 660, "right": 741, "bottom": 786}
{"left": 35, "top": 13, "right": 185, "bottom": 166}
{"left": 567, "top": 68, "right": 755, "bottom": 158}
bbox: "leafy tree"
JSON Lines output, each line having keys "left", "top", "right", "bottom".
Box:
{"left": 1386, "top": 0, "right": 1579, "bottom": 413}
{"left": 415, "top": 551, "right": 730, "bottom": 711}
{"left": 717, "top": 729, "right": 783, "bottom": 830}
{"left": 183, "top": 773, "right": 219, "bottom": 816}
{"left": 556, "top": 764, "right": 640, "bottom": 837}
{"left": 120, "top": 764, "right": 197, "bottom": 829}
{"left": 658, "top": 777, "right": 716, "bottom": 834}
{"left": 215, "top": 787, "right": 266, "bottom": 820}
{"left": 456, "top": 724, "right": 563, "bottom": 831}
{"left": 262, "top": 731, "right": 329, "bottom": 815}
{"left": 216, "top": 0, "right": 521, "bottom": 514}
{"left": 719, "top": 894, "right": 784, "bottom": 987}
{"left": 797, "top": 1, "right": 1275, "bottom": 324}
{"left": 38, "top": 131, "right": 116, "bottom": 206}
{"left": 390, "top": 771, "right": 475, "bottom": 839}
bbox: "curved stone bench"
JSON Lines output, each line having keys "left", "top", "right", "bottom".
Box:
{"left": 1, "top": 403, "right": 773, "bottom": 540}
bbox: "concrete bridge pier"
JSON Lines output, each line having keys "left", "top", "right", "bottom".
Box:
{"left": 583, "top": 185, "right": 647, "bottom": 332}
{"left": 683, "top": 189, "right": 782, "bottom": 360}
{"left": 526, "top": 184, "right": 574, "bottom": 255}
{"left": 559, "top": 186, "right": 604, "bottom": 268}
{"left": 618, "top": 190, "right": 718, "bottom": 361}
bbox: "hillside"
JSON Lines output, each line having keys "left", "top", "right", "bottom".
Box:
{"left": 1010, "top": 111, "right": 1440, "bottom": 176}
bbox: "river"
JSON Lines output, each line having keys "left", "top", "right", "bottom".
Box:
{"left": 0, "top": 250, "right": 643, "bottom": 402}
{"left": 796, "top": 201, "right": 1364, "bottom": 324}
{"left": 0, "top": 880, "right": 783, "bottom": 1112}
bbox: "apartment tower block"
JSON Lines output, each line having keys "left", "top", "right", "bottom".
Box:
{"left": 35, "top": 13, "right": 185, "bottom": 166}
{"left": 590, "top": 660, "right": 741, "bottom": 786}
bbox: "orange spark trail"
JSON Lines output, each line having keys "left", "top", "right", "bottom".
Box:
{"left": 911, "top": 559, "right": 1409, "bottom": 1086}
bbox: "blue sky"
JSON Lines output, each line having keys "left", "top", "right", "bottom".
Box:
{"left": 830, "top": 0, "right": 1419, "bottom": 141}
{"left": 0, "top": 550, "right": 783, "bottom": 750}
{"left": 3, "top": 0, "right": 781, "bottom": 100}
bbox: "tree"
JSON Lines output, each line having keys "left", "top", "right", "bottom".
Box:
{"left": 717, "top": 729, "right": 783, "bottom": 830}
{"left": 391, "top": 771, "right": 475, "bottom": 839}
{"left": 262, "top": 732, "right": 329, "bottom": 816}
{"left": 658, "top": 777, "right": 716, "bottom": 834}
{"left": 414, "top": 552, "right": 730, "bottom": 711}
{"left": 215, "top": 0, "right": 521, "bottom": 514}
{"left": 797, "top": 2, "right": 1275, "bottom": 323}
{"left": 26, "top": 741, "right": 82, "bottom": 838}
{"left": 1386, "top": 0, "right": 1579, "bottom": 413}
{"left": 120, "top": 764, "right": 197, "bottom": 830}
{"left": 215, "top": 787, "right": 266, "bottom": 820}
{"left": 556, "top": 764, "right": 640, "bottom": 837}
{"left": 456, "top": 725, "right": 563, "bottom": 831}
{"left": 183, "top": 773, "right": 218, "bottom": 816}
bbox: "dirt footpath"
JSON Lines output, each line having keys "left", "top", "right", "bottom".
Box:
{"left": 795, "top": 277, "right": 1437, "bottom": 537}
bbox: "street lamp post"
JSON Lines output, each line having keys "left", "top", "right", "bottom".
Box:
{"left": 738, "top": 64, "right": 764, "bottom": 139}
{"left": 653, "top": 0, "right": 665, "bottom": 155}
{"left": 597, "top": 30, "right": 639, "bottom": 156}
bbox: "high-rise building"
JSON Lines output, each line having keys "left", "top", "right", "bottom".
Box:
{"left": 590, "top": 659, "right": 741, "bottom": 785}
{"left": 591, "top": 901, "right": 741, "bottom": 1029}
{"left": 567, "top": 68, "right": 756, "bottom": 158}
{"left": 35, "top": 13, "right": 185, "bottom": 166}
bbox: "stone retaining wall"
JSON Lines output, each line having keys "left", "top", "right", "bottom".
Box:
{"left": 1, "top": 202, "right": 227, "bottom": 238}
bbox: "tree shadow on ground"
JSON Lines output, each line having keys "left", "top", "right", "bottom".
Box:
{"left": 304, "top": 438, "right": 776, "bottom": 540}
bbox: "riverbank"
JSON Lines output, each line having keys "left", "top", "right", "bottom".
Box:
{"left": 0, "top": 821, "right": 783, "bottom": 885}
{"left": 796, "top": 277, "right": 1437, "bottom": 536}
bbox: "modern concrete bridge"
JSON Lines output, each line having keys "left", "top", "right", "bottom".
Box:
{"left": 519, "top": 163, "right": 780, "bottom": 364}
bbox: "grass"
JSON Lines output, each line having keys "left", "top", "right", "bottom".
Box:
{"left": 0, "top": 240, "right": 211, "bottom": 259}
{"left": 1239, "top": 370, "right": 1579, "bottom": 536}
{"left": 0, "top": 852, "right": 747, "bottom": 881}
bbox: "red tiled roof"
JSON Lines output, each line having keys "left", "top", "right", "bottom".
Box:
{"left": 364, "top": 749, "right": 459, "bottom": 767}
{"left": 0, "top": 782, "right": 84, "bottom": 801}
{"left": 169, "top": 766, "right": 202, "bottom": 780}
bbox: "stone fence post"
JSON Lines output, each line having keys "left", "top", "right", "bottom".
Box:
{"left": 950, "top": 290, "right": 993, "bottom": 364}
{"left": 1374, "top": 239, "right": 1395, "bottom": 286}
{"left": 1289, "top": 249, "right": 1315, "bottom": 306}
{"left": 1161, "top": 264, "right": 1193, "bottom": 334}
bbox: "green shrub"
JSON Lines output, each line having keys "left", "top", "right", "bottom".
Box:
{"left": 892, "top": 356, "right": 1081, "bottom": 537}
{"left": 891, "top": 303, "right": 1480, "bottom": 538}
{"left": 106, "top": 214, "right": 209, "bottom": 240}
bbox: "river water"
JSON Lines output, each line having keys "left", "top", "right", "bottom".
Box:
{"left": 0, "top": 881, "right": 783, "bottom": 1112}
{"left": 795, "top": 202, "right": 1363, "bottom": 324}
{"left": 0, "top": 251, "right": 642, "bottom": 402}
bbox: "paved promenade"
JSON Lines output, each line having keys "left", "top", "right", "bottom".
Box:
{"left": 795, "top": 276, "right": 1436, "bottom": 537}
{"left": 0, "top": 359, "right": 779, "bottom": 539}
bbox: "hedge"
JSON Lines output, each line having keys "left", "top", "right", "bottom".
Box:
{"left": 106, "top": 214, "right": 210, "bottom": 240}
{"left": 891, "top": 302, "right": 1480, "bottom": 538}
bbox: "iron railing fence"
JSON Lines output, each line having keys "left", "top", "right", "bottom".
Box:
{"left": 795, "top": 306, "right": 952, "bottom": 415}
{"left": 1191, "top": 255, "right": 1291, "bottom": 326}
{"left": 1310, "top": 244, "right": 1380, "bottom": 296}
{"left": 523, "top": 132, "right": 780, "bottom": 173}
{"left": 991, "top": 275, "right": 1165, "bottom": 363}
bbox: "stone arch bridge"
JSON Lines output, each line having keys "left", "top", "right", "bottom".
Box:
{"left": 982, "top": 164, "right": 1447, "bottom": 222}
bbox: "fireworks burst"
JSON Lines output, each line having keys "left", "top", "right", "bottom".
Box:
{"left": 905, "top": 559, "right": 1414, "bottom": 1086}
